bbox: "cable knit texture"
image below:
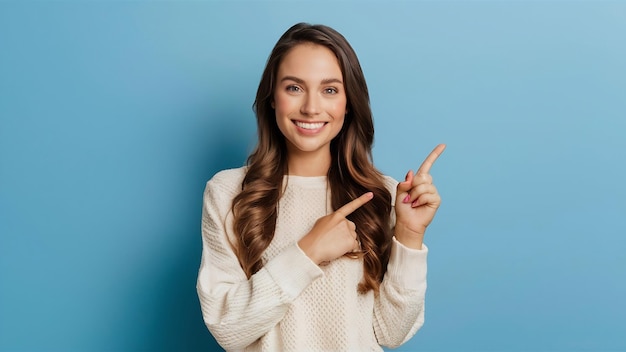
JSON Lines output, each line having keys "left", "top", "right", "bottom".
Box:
{"left": 197, "top": 167, "right": 428, "bottom": 351}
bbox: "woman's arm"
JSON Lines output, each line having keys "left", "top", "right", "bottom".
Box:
{"left": 197, "top": 176, "right": 323, "bottom": 350}
{"left": 371, "top": 164, "right": 437, "bottom": 347}
{"left": 373, "top": 237, "right": 428, "bottom": 347}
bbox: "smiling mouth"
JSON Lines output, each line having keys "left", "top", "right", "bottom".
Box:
{"left": 293, "top": 121, "right": 327, "bottom": 130}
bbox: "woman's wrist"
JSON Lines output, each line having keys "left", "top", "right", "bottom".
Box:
{"left": 297, "top": 238, "right": 320, "bottom": 265}
{"left": 394, "top": 222, "right": 425, "bottom": 250}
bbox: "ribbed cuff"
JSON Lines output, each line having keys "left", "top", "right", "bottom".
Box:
{"left": 264, "top": 243, "right": 324, "bottom": 300}
{"left": 386, "top": 237, "right": 428, "bottom": 291}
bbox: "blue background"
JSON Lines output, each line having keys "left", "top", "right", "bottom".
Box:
{"left": 1, "top": 1, "right": 625, "bottom": 351}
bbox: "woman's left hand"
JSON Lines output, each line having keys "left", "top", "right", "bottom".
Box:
{"left": 394, "top": 144, "right": 446, "bottom": 249}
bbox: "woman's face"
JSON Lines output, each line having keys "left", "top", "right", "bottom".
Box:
{"left": 273, "top": 43, "right": 347, "bottom": 164}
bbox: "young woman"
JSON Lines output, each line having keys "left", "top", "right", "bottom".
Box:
{"left": 197, "top": 22, "right": 445, "bottom": 351}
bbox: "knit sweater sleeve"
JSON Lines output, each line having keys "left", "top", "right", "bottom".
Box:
{"left": 372, "top": 176, "right": 428, "bottom": 348}
{"left": 196, "top": 170, "right": 324, "bottom": 351}
{"left": 373, "top": 238, "right": 427, "bottom": 347}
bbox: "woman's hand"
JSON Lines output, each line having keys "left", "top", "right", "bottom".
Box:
{"left": 298, "top": 192, "right": 373, "bottom": 265}
{"left": 395, "top": 144, "right": 446, "bottom": 249}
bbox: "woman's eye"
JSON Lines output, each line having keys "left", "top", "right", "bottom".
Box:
{"left": 286, "top": 85, "right": 301, "bottom": 92}
{"left": 324, "top": 88, "right": 338, "bottom": 94}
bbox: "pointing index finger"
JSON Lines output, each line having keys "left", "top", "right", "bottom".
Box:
{"left": 416, "top": 144, "right": 446, "bottom": 175}
{"left": 335, "top": 192, "right": 374, "bottom": 217}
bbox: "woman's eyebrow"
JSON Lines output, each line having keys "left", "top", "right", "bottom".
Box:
{"left": 280, "top": 75, "right": 304, "bottom": 83}
{"left": 321, "top": 78, "right": 343, "bottom": 85}
{"left": 280, "top": 76, "right": 343, "bottom": 85}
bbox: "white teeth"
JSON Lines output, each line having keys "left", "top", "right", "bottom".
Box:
{"left": 295, "top": 121, "right": 325, "bottom": 130}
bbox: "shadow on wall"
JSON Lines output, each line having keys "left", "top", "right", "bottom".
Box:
{"left": 140, "top": 109, "right": 252, "bottom": 352}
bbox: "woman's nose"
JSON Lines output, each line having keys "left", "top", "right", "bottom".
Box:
{"left": 300, "top": 93, "right": 321, "bottom": 116}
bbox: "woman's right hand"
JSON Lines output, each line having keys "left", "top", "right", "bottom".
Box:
{"left": 297, "top": 192, "right": 373, "bottom": 265}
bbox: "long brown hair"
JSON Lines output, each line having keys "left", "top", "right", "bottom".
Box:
{"left": 231, "top": 23, "right": 392, "bottom": 293}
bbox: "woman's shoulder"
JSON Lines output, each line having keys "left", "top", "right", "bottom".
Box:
{"left": 381, "top": 174, "right": 399, "bottom": 191}
{"left": 204, "top": 166, "right": 247, "bottom": 199}
{"left": 209, "top": 166, "right": 247, "bottom": 184}
{"left": 381, "top": 174, "right": 399, "bottom": 204}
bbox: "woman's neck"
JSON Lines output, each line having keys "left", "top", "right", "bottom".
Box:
{"left": 286, "top": 149, "right": 331, "bottom": 176}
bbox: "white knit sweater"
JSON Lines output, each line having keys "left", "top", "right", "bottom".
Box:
{"left": 197, "top": 167, "right": 428, "bottom": 351}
